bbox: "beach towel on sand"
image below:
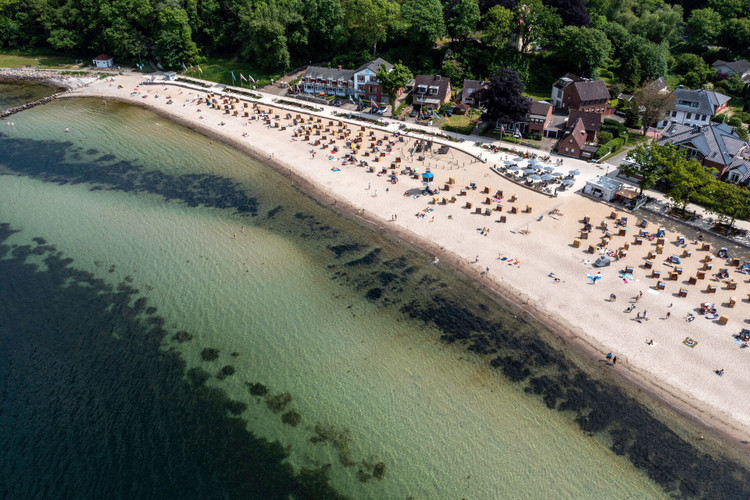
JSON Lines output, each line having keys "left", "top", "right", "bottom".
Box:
{"left": 683, "top": 337, "right": 698, "bottom": 348}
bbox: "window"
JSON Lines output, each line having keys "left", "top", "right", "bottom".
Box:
{"left": 357, "top": 75, "right": 365, "bottom": 82}
{"left": 671, "top": 111, "right": 677, "bottom": 117}
{"left": 686, "top": 113, "right": 692, "bottom": 119}
{"left": 565, "top": 147, "right": 569, "bottom": 152}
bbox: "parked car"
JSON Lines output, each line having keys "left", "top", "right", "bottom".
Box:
{"left": 409, "top": 109, "right": 417, "bottom": 118}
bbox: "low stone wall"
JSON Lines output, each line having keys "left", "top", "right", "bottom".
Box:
{"left": 0, "top": 92, "right": 65, "bottom": 119}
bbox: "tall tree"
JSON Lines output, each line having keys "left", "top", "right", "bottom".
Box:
{"left": 666, "top": 158, "right": 717, "bottom": 215}
{"left": 633, "top": 80, "right": 676, "bottom": 130}
{"left": 704, "top": 181, "right": 750, "bottom": 230}
{"left": 402, "top": 0, "right": 446, "bottom": 50}
{"left": 155, "top": 8, "right": 199, "bottom": 69}
{"left": 686, "top": 8, "right": 722, "bottom": 47}
{"left": 719, "top": 18, "right": 750, "bottom": 56}
{"left": 446, "top": 0, "right": 480, "bottom": 44}
{"left": 345, "top": 0, "right": 401, "bottom": 55}
{"left": 551, "top": 26, "right": 610, "bottom": 78}
{"left": 543, "top": 0, "right": 589, "bottom": 27}
{"left": 376, "top": 62, "right": 413, "bottom": 107}
{"left": 478, "top": 67, "right": 531, "bottom": 124}
{"left": 513, "top": 0, "right": 561, "bottom": 53}
{"left": 482, "top": 4, "right": 513, "bottom": 49}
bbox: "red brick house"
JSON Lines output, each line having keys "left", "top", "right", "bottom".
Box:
{"left": 411, "top": 75, "right": 452, "bottom": 110}
{"left": 557, "top": 117, "right": 599, "bottom": 159}
{"left": 524, "top": 100, "right": 553, "bottom": 136}
{"left": 561, "top": 80, "right": 613, "bottom": 115}
{"left": 566, "top": 110, "right": 602, "bottom": 143}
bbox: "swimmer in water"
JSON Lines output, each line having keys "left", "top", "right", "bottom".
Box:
{"left": 65, "top": 127, "right": 69, "bottom": 132}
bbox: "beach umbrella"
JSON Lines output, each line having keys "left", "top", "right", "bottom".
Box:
{"left": 528, "top": 159, "right": 540, "bottom": 165}
{"left": 562, "top": 178, "right": 575, "bottom": 185}
{"left": 542, "top": 166, "right": 554, "bottom": 172}
{"left": 513, "top": 157, "right": 524, "bottom": 162}
{"left": 528, "top": 174, "right": 542, "bottom": 181}
{"left": 507, "top": 165, "right": 521, "bottom": 171}
{"left": 569, "top": 169, "right": 580, "bottom": 175}
{"left": 503, "top": 160, "right": 515, "bottom": 166}
{"left": 551, "top": 171, "right": 563, "bottom": 177}
{"left": 523, "top": 168, "right": 536, "bottom": 174}
{"left": 541, "top": 174, "right": 554, "bottom": 181}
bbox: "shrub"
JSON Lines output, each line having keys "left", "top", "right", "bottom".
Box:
{"left": 728, "top": 116, "right": 743, "bottom": 127}
{"left": 598, "top": 131, "right": 613, "bottom": 144}
{"left": 712, "top": 113, "right": 727, "bottom": 123}
{"left": 594, "top": 145, "right": 611, "bottom": 159}
{"left": 608, "top": 137, "right": 625, "bottom": 153}
{"left": 740, "top": 112, "right": 750, "bottom": 124}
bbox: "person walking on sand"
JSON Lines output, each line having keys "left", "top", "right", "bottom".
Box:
{"left": 606, "top": 352, "right": 612, "bottom": 361}
{"left": 613, "top": 356, "right": 617, "bottom": 365}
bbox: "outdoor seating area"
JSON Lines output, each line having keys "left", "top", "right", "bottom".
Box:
{"left": 492, "top": 158, "right": 576, "bottom": 197}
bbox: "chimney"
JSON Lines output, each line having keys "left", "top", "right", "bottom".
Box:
{"left": 338, "top": 65, "right": 342, "bottom": 70}
{"left": 435, "top": 75, "right": 441, "bottom": 81}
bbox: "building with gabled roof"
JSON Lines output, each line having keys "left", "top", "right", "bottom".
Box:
{"left": 659, "top": 122, "right": 750, "bottom": 182}
{"left": 658, "top": 88, "right": 730, "bottom": 128}
{"left": 712, "top": 60, "right": 750, "bottom": 83}
{"left": 93, "top": 54, "right": 113, "bottom": 68}
{"left": 300, "top": 58, "right": 397, "bottom": 102}
{"left": 561, "top": 80, "right": 613, "bottom": 115}
{"left": 411, "top": 74, "right": 451, "bottom": 110}
{"left": 556, "top": 115, "right": 598, "bottom": 159}
{"left": 461, "top": 79, "right": 488, "bottom": 106}
{"left": 566, "top": 110, "right": 602, "bottom": 143}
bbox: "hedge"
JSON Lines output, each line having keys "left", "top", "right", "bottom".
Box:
{"left": 594, "top": 137, "right": 625, "bottom": 159}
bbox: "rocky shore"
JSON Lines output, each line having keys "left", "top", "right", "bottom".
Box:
{"left": 0, "top": 68, "right": 97, "bottom": 90}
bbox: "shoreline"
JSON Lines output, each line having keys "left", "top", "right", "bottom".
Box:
{"left": 51, "top": 78, "right": 750, "bottom": 458}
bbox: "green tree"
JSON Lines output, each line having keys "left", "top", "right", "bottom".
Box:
{"left": 551, "top": 26, "right": 610, "bottom": 78}
{"left": 720, "top": 18, "right": 750, "bottom": 55}
{"left": 666, "top": 157, "right": 717, "bottom": 214}
{"left": 622, "top": 56, "right": 641, "bottom": 90}
{"left": 708, "top": 0, "right": 748, "bottom": 18}
{"left": 514, "top": 0, "right": 562, "bottom": 54}
{"left": 376, "top": 62, "right": 413, "bottom": 106}
{"left": 238, "top": 1, "right": 302, "bottom": 72}
{"left": 346, "top": 0, "right": 401, "bottom": 55}
{"left": 447, "top": 0, "right": 480, "bottom": 44}
{"left": 618, "top": 143, "right": 681, "bottom": 194}
{"left": 686, "top": 8, "right": 722, "bottom": 47}
{"left": 633, "top": 80, "right": 676, "bottom": 129}
{"left": 155, "top": 8, "right": 199, "bottom": 69}
{"left": 402, "top": 0, "right": 446, "bottom": 50}
{"left": 302, "top": 0, "right": 346, "bottom": 56}
{"left": 704, "top": 180, "right": 750, "bottom": 230}
{"left": 482, "top": 5, "right": 513, "bottom": 49}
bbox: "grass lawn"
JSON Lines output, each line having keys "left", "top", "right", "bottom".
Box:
{"left": 182, "top": 57, "right": 287, "bottom": 88}
{"left": 0, "top": 49, "right": 77, "bottom": 69}
{"left": 440, "top": 114, "right": 476, "bottom": 134}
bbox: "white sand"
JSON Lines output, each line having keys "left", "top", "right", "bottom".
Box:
{"left": 65, "top": 75, "right": 750, "bottom": 446}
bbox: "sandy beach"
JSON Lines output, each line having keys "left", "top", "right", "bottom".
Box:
{"left": 60, "top": 74, "right": 750, "bottom": 450}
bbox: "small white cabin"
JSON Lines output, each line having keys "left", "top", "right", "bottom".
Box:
{"left": 93, "top": 54, "right": 114, "bottom": 68}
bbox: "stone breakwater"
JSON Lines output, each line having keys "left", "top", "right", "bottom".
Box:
{"left": 1, "top": 92, "right": 66, "bottom": 119}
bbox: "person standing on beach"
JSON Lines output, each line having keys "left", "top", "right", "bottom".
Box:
{"left": 613, "top": 356, "right": 617, "bottom": 365}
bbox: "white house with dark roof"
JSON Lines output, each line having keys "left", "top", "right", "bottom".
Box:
{"left": 93, "top": 54, "right": 113, "bottom": 68}
{"left": 300, "top": 58, "right": 395, "bottom": 102}
{"left": 658, "top": 88, "right": 730, "bottom": 128}
{"left": 659, "top": 122, "right": 750, "bottom": 182}
{"left": 712, "top": 60, "right": 750, "bottom": 83}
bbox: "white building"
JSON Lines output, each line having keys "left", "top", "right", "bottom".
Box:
{"left": 93, "top": 54, "right": 114, "bottom": 68}
{"left": 658, "top": 88, "right": 730, "bottom": 128}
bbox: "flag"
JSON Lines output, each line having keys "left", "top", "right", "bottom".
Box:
{"left": 182, "top": 62, "right": 187, "bottom": 71}
{"left": 231, "top": 71, "right": 236, "bottom": 82}
{"left": 247, "top": 74, "right": 256, "bottom": 83}
{"left": 190, "top": 64, "right": 194, "bottom": 72}
{"left": 348, "top": 95, "right": 354, "bottom": 104}
{"left": 371, "top": 99, "right": 378, "bottom": 109}
{"left": 432, "top": 110, "right": 440, "bottom": 120}
{"left": 197, "top": 65, "right": 203, "bottom": 74}
{"left": 240, "top": 74, "right": 248, "bottom": 82}
{"left": 500, "top": 124, "right": 505, "bottom": 135}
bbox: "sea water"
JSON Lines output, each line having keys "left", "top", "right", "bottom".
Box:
{"left": 1, "top": 95, "right": 748, "bottom": 499}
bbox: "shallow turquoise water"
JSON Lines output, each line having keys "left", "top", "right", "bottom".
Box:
{"left": 1, "top": 96, "right": 748, "bottom": 499}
